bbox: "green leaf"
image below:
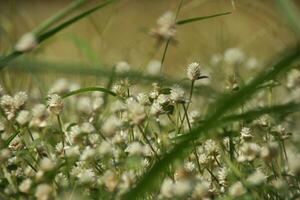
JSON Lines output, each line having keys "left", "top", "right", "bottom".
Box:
{"left": 176, "top": 11, "right": 231, "bottom": 25}
{"left": 5, "top": 130, "right": 20, "bottom": 147}
{"left": 62, "top": 87, "right": 116, "bottom": 99}
{"left": 275, "top": 0, "right": 300, "bottom": 38}
{"left": 121, "top": 47, "right": 300, "bottom": 199}
{"left": 66, "top": 34, "right": 101, "bottom": 64}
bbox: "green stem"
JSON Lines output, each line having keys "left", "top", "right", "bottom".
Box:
{"left": 57, "top": 115, "right": 65, "bottom": 154}
{"left": 138, "top": 125, "right": 159, "bottom": 160}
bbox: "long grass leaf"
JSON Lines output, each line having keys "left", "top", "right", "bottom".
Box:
{"left": 121, "top": 46, "right": 300, "bottom": 199}
{"left": 176, "top": 11, "right": 231, "bottom": 25}
{"left": 0, "top": 0, "right": 117, "bottom": 71}
{"left": 38, "top": 0, "right": 117, "bottom": 43}
{"left": 62, "top": 87, "right": 116, "bottom": 99}
{"left": 275, "top": 0, "right": 300, "bottom": 37}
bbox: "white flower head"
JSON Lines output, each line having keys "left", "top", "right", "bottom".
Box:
{"left": 35, "top": 184, "right": 52, "bottom": 200}
{"left": 15, "top": 33, "right": 37, "bottom": 52}
{"left": 170, "top": 85, "right": 185, "bottom": 103}
{"left": 47, "top": 94, "right": 63, "bottom": 115}
{"left": 16, "top": 110, "right": 31, "bottom": 125}
{"left": 187, "top": 62, "right": 201, "bottom": 81}
{"left": 116, "top": 61, "right": 131, "bottom": 73}
{"left": 229, "top": 181, "right": 246, "bottom": 197}
{"left": 146, "top": 60, "right": 161, "bottom": 76}
{"left": 224, "top": 48, "right": 245, "bottom": 65}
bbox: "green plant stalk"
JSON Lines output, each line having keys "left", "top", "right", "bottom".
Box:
{"left": 57, "top": 115, "right": 65, "bottom": 153}
{"left": 138, "top": 125, "right": 159, "bottom": 161}
{"left": 32, "top": 0, "right": 86, "bottom": 36}
{"left": 182, "top": 103, "right": 202, "bottom": 176}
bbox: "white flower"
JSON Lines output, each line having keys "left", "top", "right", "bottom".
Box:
{"left": 160, "top": 178, "right": 175, "bottom": 198}
{"left": 78, "top": 168, "right": 96, "bottom": 184}
{"left": 16, "top": 110, "right": 31, "bottom": 125}
{"left": 0, "top": 92, "right": 27, "bottom": 120}
{"left": 218, "top": 167, "right": 228, "bottom": 186}
{"left": 76, "top": 96, "right": 93, "bottom": 115}
{"left": 170, "top": 85, "right": 185, "bottom": 103}
{"left": 81, "top": 122, "right": 95, "bottom": 133}
{"left": 187, "top": 62, "right": 201, "bottom": 81}
{"left": 238, "top": 142, "right": 260, "bottom": 162}
{"left": 210, "top": 53, "right": 223, "bottom": 66}
{"left": 102, "top": 115, "right": 122, "bottom": 137}
{"left": 157, "top": 94, "right": 169, "bottom": 105}
{"left": 35, "top": 184, "right": 52, "bottom": 200}
{"left": 224, "top": 48, "right": 245, "bottom": 65}
{"left": 192, "top": 181, "right": 210, "bottom": 199}
{"left": 146, "top": 60, "right": 161, "bottom": 75}
{"left": 47, "top": 94, "right": 63, "bottom": 115}
{"left": 137, "top": 93, "right": 150, "bottom": 106}
{"left": 98, "top": 141, "right": 113, "bottom": 156}
{"left": 245, "top": 57, "right": 259, "bottom": 69}
{"left": 173, "top": 180, "right": 192, "bottom": 197}
{"left": 19, "top": 178, "right": 32, "bottom": 193}
{"left": 127, "top": 100, "right": 146, "bottom": 125}
{"left": 204, "top": 139, "right": 219, "bottom": 155}
{"left": 151, "top": 11, "right": 176, "bottom": 40}
{"left": 125, "top": 142, "right": 144, "bottom": 156}
{"left": 240, "top": 127, "right": 253, "bottom": 140}
{"left": 48, "top": 79, "right": 72, "bottom": 94}
{"left": 116, "top": 61, "right": 130, "bottom": 73}
{"left": 102, "top": 170, "right": 118, "bottom": 192}
{"left": 30, "top": 104, "right": 48, "bottom": 128}
{"left": 150, "top": 101, "right": 163, "bottom": 116}
{"left": 247, "top": 170, "right": 265, "bottom": 185}
{"left": 40, "top": 158, "right": 56, "bottom": 171}
{"left": 80, "top": 146, "right": 96, "bottom": 161}
{"left": 15, "top": 33, "right": 37, "bottom": 52}
{"left": 229, "top": 181, "right": 246, "bottom": 197}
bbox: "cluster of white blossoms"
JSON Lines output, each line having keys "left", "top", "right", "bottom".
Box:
{"left": 0, "top": 57, "right": 299, "bottom": 199}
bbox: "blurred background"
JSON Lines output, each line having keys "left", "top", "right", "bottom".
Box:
{"left": 0, "top": 0, "right": 299, "bottom": 92}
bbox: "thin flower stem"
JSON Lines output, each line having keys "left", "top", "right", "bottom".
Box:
{"left": 57, "top": 115, "right": 65, "bottom": 154}
{"left": 138, "top": 125, "right": 159, "bottom": 161}
{"left": 182, "top": 103, "right": 202, "bottom": 174}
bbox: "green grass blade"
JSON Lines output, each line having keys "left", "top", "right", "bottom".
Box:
{"left": 32, "top": 0, "right": 86, "bottom": 36}
{"left": 175, "top": 102, "right": 300, "bottom": 142}
{"left": 37, "top": 0, "right": 117, "bottom": 43}
{"left": 0, "top": 0, "right": 117, "bottom": 71}
{"left": 5, "top": 130, "right": 20, "bottom": 147}
{"left": 275, "top": 0, "right": 300, "bottom": 37}
{"left": 0, "top": 51, "right": 21, "bottom": 70}
{"left": 7, "top": 59, "right": 217, "bottom": 96}
{"left": 61, "top": 87, "right": 116, "bottom": 99}
{"left": 67, "top": 34, "right": 102, "bottom": 64}
{"left": 121, "top": 46, "right": 300, "bottom": 199}
{"left": 221, "top": 102, "right": 300, "bottom": 123}
{"left": 176, "top": 11, "right": 231, "bottom": 25}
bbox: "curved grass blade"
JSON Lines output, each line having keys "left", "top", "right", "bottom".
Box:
{"left": 38, "top": 0, "right": 117, "bottom": 43}
{"left": 5, "top": 130, "right": 20, "bottom": 147}
{"left": 32, "top": 0, "right": 86, "bottom": 36}
{"left": 7, "top": 59, "right": 217, "bottom": 96}
{"left": 121, "top": 47, "right": 300, "bottom": 199}
{"left": 0, "top": 0, "right": 117, "bottom": 71}
{"left": 174, "top": 102, "right": 300, "bottom": 142}
{"left": 62, "top": 87, "right": 116, "bottom": 99}
{"left": 275, "top": 0, "right": 300, "bottom": 37}
{"left": 176, "top": 11, "right": 231, "bottom": 25}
